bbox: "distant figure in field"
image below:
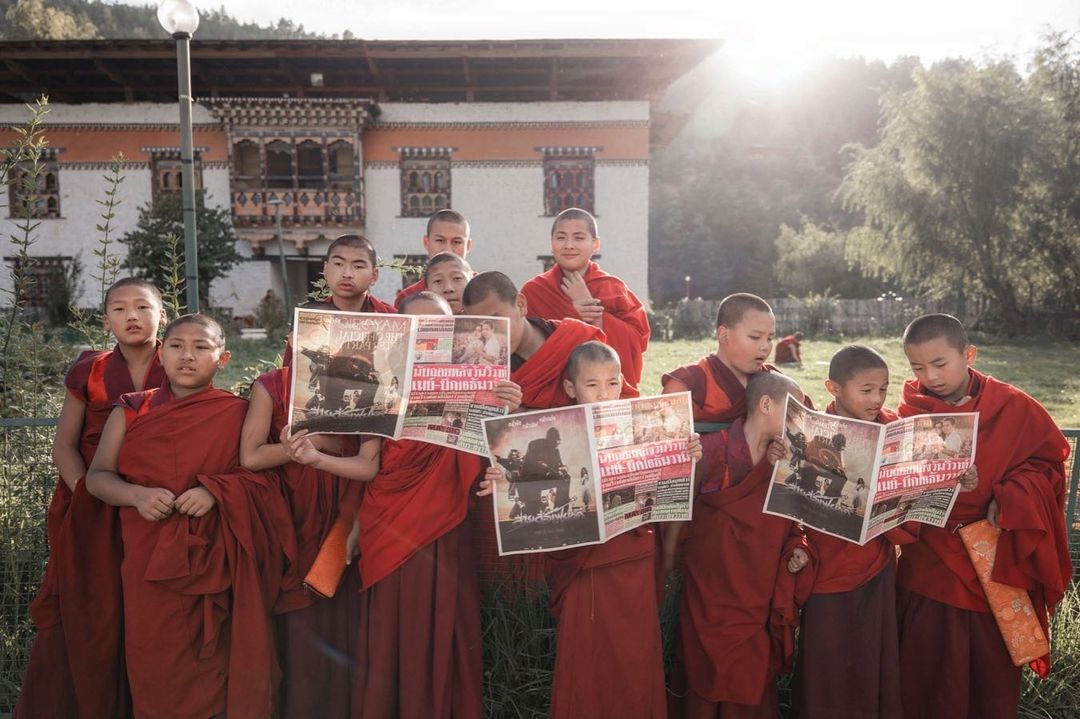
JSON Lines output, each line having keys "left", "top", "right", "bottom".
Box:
{"left": 774, "top": 331, "right": 804, "bottom": 364}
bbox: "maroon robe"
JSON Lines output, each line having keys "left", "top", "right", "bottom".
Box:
{"left": 792, "top": 405, "right": 906, "bottom": 719}
{"left": 681, "top": 420, "right": 813, "bottom": 717}
{"left": 17, "top": 346, "right": 163, "bottom": 719}
{"left": 895, "top": 370, "right": 1071, "bottom": 718}
{"left": 256, "top": 366, "right": 364, "bottom": 718}
{"left": 117, "top": 385, "right": 298, "bottom": 719}
{"left": 352, "top": 440, "right": 485, "bottom": 717}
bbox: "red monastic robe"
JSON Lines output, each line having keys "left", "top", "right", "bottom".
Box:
{"left": 394, "top": 277, "right": 427, "bottom": 309}
{"left": 256, "top": 366, "right": 365, "bottom": 718}
{"left": 117, "top": 386, "right": 298, "bottom": 719}
{"left": 895, "top": 370, "right": 1071, "bottom": 718}
{"left": 17, "top": 346, "right": 164, "bottom": 719}
{"left": 520, "top": 262, "right": 650, "bottom": 388}
{"left": 662, "top": 355, "right": 782, "bottom": 424}
{"left": 352, "top": 440, "right": 486, "bottom": 717}
{"left": 681, "top": 420, "right": 813, "bottom": 716}
{"left": 283, "top": 294, "right": 396, "bottom": 367}
{"left": 792, "top": 404, "right": 907, "bottom": 719}
{"left": 469, "top": 318, "right": 609, "bottom": 587}
{"left": 774, "top": 336, "right": 801, "bottom": 364}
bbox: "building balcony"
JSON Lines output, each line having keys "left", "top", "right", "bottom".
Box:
{"left": 231, "top": 187, "right": 363, "bottom": 226}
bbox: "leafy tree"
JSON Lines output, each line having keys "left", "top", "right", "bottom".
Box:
{"left": 2, "top": 0, "right": 97, "bottom": 39}
{"left": 841, "top": 59, "right": 1045, "bottom": 330}
{"left": 119, "top": 191, "right": 240, "bottom": 305}
{"left": 774, "top": 221, "right": 887, "bottom": 297}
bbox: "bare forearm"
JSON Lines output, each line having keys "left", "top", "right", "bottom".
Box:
{"left": 310, "top": 452, "right": 379, "bottom": 481}
{"left": 86, "top": 469, "right": 143, "bottom": 508}
{"left": 240, "top": 442, "right": 290, "bottom": 471}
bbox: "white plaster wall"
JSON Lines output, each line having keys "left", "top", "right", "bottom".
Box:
{"left": 0, "top": 102, "right": 216, "bottom": 125}
{"left": 362, "top": 162, "right": 650, "bottom": 307}
{"left": 376, "top": 101, "right": 650, "bottom": 124}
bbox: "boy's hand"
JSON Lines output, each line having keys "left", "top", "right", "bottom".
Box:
{"left": 767, "top": 436, "right": 788, "bottom": 465}
{"left": 957, "top": 464, "right": 978, "bottom": 492}
{"left": 345, "top": 518, "right": 360, "bottom": 565}
{"left": 560, "top": 270, "right": 594, "bottom": 303}
{"left": 987, "top": 498, "right": 1000, "bottom": 528}
{"left": 572, "top": 297, "right": 604, "bottom": 327}
{"left": 787, "top": 547, "right": 809, "bottom": 573}
{"left": 493, "top": 380, "right": 523, "bottom": 413}
{"left": 284, "top": 428, "right": 321, "bottom": 466}
{"left": 476, "top": 465, "right": 505, "bottom": 497}
{"left": 687, "top": 432, "right": 703, "bottom": 462}
{"left": 134, "top": 486, "right": 175, "bottom": 522}
{"left": 173, "top": 487, "right": 217, "bottom": 518}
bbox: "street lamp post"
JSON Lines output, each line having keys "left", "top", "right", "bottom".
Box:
{"left": 684, "top": 275, "right": 691, "bottom": 300}
{"left": 267, "top": 198, "right": 292, "bottom": 318}
{"left": 158, "top": 0, "right": 201, "bottom": 313}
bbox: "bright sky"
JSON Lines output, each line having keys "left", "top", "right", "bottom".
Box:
{"left": 136, "top": 0, "right": 1079, "bottom": 84}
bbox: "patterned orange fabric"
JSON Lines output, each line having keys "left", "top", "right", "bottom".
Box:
{"left": 958, "top": 520, "right": 1050, "bottom": 671}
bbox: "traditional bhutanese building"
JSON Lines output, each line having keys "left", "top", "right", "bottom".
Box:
{"left": 0, "top": 39, "right": 717, "bottom": 316}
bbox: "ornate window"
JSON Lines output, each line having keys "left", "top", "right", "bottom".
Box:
{"left": 147, "top": 147, "right": 204, "bottom": 201}
{"left": 7, "top": 149, "right": 61, "bottom": 219}
{"left": 539, "top": 146, "right": 598, "bottom": 216}
{"left": 399, "top": 147, "right": 452, "bottom": 217}
{"left": 5, "top": 255, "right": 71, "bottom": 308}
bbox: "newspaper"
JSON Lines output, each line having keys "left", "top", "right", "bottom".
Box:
{"left": 482, "top": 392, "right": 695, "bottom": 555}
{"left": 763, "top": 394, "right": 978, "bottom": 545}
{"left": 288, "top": 308, "right": 510, "bottom": 455}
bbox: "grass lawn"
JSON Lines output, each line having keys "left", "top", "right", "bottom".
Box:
{"left": 640, "top": 336, "right": 1080, "bottom": 428}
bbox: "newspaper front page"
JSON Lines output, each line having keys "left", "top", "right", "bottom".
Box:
{"left": 287, "top": 308, "right": 509, "bottom": 455}
{"left": 483, "top": 392, "right": 695, "bottom": 555}
{"left": 763, "top": 394, "right": 977, "bottom": 544}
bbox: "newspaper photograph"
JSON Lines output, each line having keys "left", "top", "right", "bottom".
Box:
{"left": 400, "top": 316, "right": 511, "bottom": 455}
{"left": 763, "top": 394, "right": 977, "bottom": 544}
{"left": 483, "top": 392, "right": 695, "bottom": 555}
{"left": 288, "top": 308, "right": 510, "bottom": 455}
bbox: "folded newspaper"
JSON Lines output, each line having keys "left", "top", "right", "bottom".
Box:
{"left": 288, "top": 308, "right": 510, "bottom": 456}
{"left": 762, "top": 394, "right": 978, "bottom": 545}
{"left": 482, "top": 392, "right": 696, "bottom": 555}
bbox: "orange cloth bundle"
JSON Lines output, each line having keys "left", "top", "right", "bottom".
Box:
{"left": 303, "top": 517, "right": 353, "bottom": 599}
{"left": 958, "top": 520, "right": 1049, "bottom": 667}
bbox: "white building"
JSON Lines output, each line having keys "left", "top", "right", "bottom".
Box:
{"left": 0, "top": 39, "right": 717, "bottom": 317}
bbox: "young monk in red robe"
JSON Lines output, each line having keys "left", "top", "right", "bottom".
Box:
{"left": 662, "top": 293, "right": 779, "bottom": 425}
{"left": 284, "top": 290, "right": 521, "bottom": 718}
{"left": 87, "top": 314, "right": 299, "bottom": 719}
{"left": 773, "top": 331, "right": 803, "bottom": 364}
{"left": 462, "top": 271, "right": 614, "bottom": 586}
{"left": 478, "top": 340, "right": 701, "bottom": 718}
{"left": 677, "top": 372, "right": 814, "bottom": 718}
{"left": 284, "top": 234, "right": 395, "bottom": 367}
{"left": 520, "top": 207, "right": 650, "bottom": 389}
{"left": 395, "top": 208, "right": 473, "bottom": 307}
{"left": 895, "top": 314, "right": 1071, "bottom": 719}
{"left": 17, "top": 278, "right": 165, "bottom": 719}
{"left": 424, "top": 250, "right": 474, "bottom": 314}
{"left": 240, "top": 349, "right": 374, "bottom": 716}
{"left": 791, "top": 346, "right": 969, "bottom": 719}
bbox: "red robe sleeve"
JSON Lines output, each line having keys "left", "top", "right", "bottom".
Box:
{"left": 394, "top": 277, "right": 427, "bottom": 308}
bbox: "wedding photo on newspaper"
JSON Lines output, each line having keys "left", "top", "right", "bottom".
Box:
{"left": 288, "top": 308, "right": 510, "bottom": 455}
{"left": 763, "top": 394, "right": 978, "bottom": 545}
{"left": 482, "top": 392, "right": 695, "bottom": 555}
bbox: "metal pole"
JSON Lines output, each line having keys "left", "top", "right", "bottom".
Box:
{"left": 175, "top": 32, "right": 200, "bottom": 312}
{"left": 273, "top": 202, "right": 292, "bottom": 317}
